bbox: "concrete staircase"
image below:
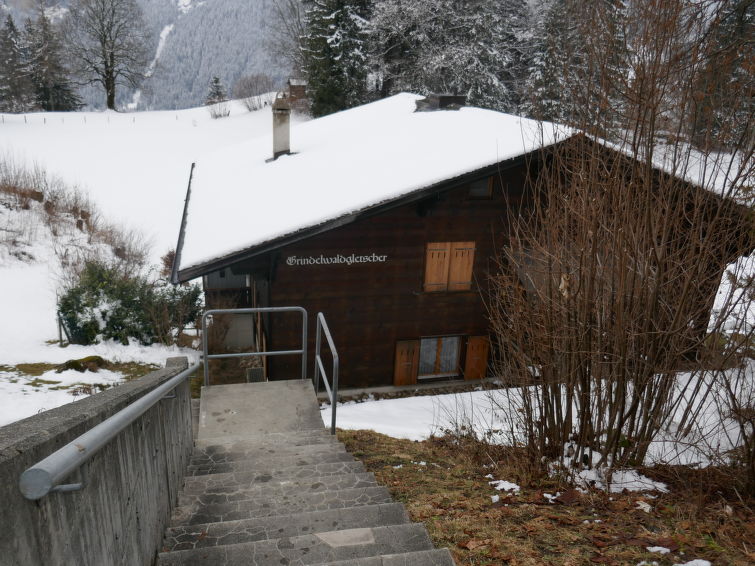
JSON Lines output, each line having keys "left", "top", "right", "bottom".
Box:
{"left": 157, "top": 380, "right": 455, "bottom": 566}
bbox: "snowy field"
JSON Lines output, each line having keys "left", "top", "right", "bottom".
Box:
{"left": 0, "top": 207, "right": 199, "bottom": 425}
{"left": 0, "top": 101, "right": 303, "bottom": 262}
{"left": 0, "top": 101, "right": 290, "bottom": 425}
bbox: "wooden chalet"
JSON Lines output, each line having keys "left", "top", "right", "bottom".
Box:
{"left": 172, "top": 93, "right": 752, "bottom": 389}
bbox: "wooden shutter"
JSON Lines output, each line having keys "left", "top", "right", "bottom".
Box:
{"left": 423, "top": 242, "right": 451, "bottom": 292}
{"left": 394, "top": 340, "right": 419, "bottom": 385}
{"left": 464, "top": 335, "right": 489, "bottom": 380}
{"left": 448, "top": 242, "right": 476, "bottom": 291}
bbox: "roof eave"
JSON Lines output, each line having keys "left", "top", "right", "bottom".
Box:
{"left": 175, "top": 148, "right": 552, "bottom": 283}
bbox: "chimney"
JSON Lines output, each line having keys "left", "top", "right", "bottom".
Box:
{"left": 272, "top": 92, "right": 291, "bottom": 159}
{"left": 415, "top": 93, "right": 467, "bottom": 112}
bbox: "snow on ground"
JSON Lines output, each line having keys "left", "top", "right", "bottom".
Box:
{"left": 0, "top": 367, "right": 124, "bottom": 426}
{"left": 321, "top": 361, "right": 751, "bottom": 493}
{"left": 0, "top": 101, "right": 299, "bottom": 264}
{"left": 0, "top": 223, "right": 198, "bottom": 425}
{"left": 0, "top": 102, "right": 244, "bottom": 424}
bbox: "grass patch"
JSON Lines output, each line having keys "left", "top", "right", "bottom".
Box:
{"left": 9, "top": 361, "right": 158, "bottom": 382}
{"left": 338, "top": 429, "right": 755, "bottom": 566}
{"left": 27, "top": 378, "right": 62, "bottom": 387}
{"left": 111, "top": 362, "right": 160, "bottom": 381}
{"left": 15, "top": 363, "right": 57, "bottom": 376}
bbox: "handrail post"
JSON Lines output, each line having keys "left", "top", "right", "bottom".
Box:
{"left": 301, "top": 308, "right": 308, "bottom": 380}
{"left": 202, "top": 311, "right": 210, "bottom": 387}
{"left": 313, "top": 312, "right": 339, "bottom": 435}
{"left": 314, "top": 315, "right": 322, "bottom": 393}
{"left": 331, "top": 349, "right": 339, "bottom": 435}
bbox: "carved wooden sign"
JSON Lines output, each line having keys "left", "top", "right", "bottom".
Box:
{"left": 286, "top": 253, "right": 388, "bottom": 266}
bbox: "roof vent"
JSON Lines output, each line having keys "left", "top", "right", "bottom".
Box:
{"left": 415, "top": 94, "right": 467, "bottom": 112}
{"left": 272, "top": 92, "right": 291, "bottom": 160}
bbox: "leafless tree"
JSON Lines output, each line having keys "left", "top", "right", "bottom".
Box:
{"left": 266, "top": 0, "right": 307, "bottom": 76}
{"left": 232, "top": 73, "right": 277, "bottom": 111}
{"left": 63, "top": 0, "right": 150, "bottom": 110}
{"left": 488, "top": 0, "right": 755, "bottom": 492}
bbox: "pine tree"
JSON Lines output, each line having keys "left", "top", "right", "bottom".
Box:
{"left": 0, "top": 15, "right": 36, "bottom": 112}
{"left": 205, "top": 76, "right": 230, "bottom": 118}
{"left": 521, "top": 0, "right": 629, "bottom": 135}
{"left": 370, "top": 0, "right": 530, "bottom": 113}
{"left": 205, "top": 76, "right": 227, "bottom": 105}
{"left": 521, "top": 0, "right": 579, "bottom": 121}
{"left": 302, "top": 0, "right": 371, "bottom": 117}
{"left": 690, "top": 0, "right": 754, "bottom": 149}
{"left": 25, "top": 9, "right": 82, "bottom": 111}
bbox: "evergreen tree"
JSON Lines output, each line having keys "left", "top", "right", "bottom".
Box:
{"left": 521, "top": 0, "right": 582, "bottom": 121}
{"left": 25, "top": 9, "right": 82, "bottom": 111}
{"left": 522, "top": 0, "right": 629, "bottom": 135}
{"left": 205, "top": 76, "right": 230, "bottom": 118}
{"left": 370, "top": 0, "right": 530, "bottom": 113}
{"left": 205, "top": 76, "right": 228, "bottom": 105}
{"left": 690, "top": 0, "right": 754, "bottom": 149}
{"left": 302, "top": 0, "right": 371, "bottom": 117}
{"left": 0, "top": 15, "right": 36, "bottom": 112}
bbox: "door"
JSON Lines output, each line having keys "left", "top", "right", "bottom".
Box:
{"left": 464, "top": 335, "right": 489, "bottom": 380}
{"left": 394, "top": 340, "right": 419, "bottom": 385}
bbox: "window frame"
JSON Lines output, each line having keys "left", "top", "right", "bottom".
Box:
{"left": 417, "top": 335, "right": 463, "bottom": 380}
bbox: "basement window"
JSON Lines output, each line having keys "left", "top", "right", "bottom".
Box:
{"left": 423, "top": 242, "right": 476, "bottom": 292}
{"left": 418, "top": 336, "right": 461, "bottom": 379}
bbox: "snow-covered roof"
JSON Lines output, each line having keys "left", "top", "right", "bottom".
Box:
{"left": 176, "top": 93, "right": 568, "bottom": 278}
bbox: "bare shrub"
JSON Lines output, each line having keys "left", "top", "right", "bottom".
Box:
{"left": 0, "top": 154, "right": 150, "bottom": 278}
{"left": 207, "top": 101, "right": 230, "bottom": 119}
{"left": 233, "top": 73, "right": 277, "bottom": 111}
{"left": 489, "top": 0, "right": 754, "bottom": 492}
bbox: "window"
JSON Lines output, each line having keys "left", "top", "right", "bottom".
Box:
{"left": 469, "top": 177, "right": 493, "bottom": 198}
{"left": 418, "top": 336, "right": 461, "bottom": 379}
{"left": 423, "top": 241, "right": 476, "bottom": 292}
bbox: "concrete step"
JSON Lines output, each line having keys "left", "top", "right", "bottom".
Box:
{"left": 198, "top": 381, "right": 324, "bottom": 441}
{"left": 190, "top": 441, "right": 347, "bottom": 468}
{"left": 171, "top": 486, "right": 393, "bottom": 526}
{"left": 157, "top": 523, "right": 433, "bottom": 566}
{"left": 186, "top": 450, "right": 354, "bottom": 476}
{"left": 181, "top": 461, "right": 367, "bottom": 494}
{"left": 194, "top": 430, "right": 337, "bottom": 452}
{"left": 178, "top": 472, "right": 378, "bottom": 507}
{"left": 163, "top": 503, "right": 410, "bottom": 552}
{"left": 321, "top": 549, "right": 456, "bottom": 566}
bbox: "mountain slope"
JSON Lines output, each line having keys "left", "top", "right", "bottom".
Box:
{"left": 2, "top": 0, "right": 287, "bottom": 110}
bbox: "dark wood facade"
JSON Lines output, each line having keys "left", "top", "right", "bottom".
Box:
{"left": 182, "top": 137, "right": 752, "bottom": 390}
{"left": 211, "top": 163, "right": 530, "bottom": 388}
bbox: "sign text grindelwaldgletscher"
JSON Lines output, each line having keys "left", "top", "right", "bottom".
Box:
{"left": 286, "top": 253, "right": 388, "bottom": 267}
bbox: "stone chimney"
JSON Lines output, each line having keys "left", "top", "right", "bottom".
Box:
{"left": 272, "top": 92, "right": 291, "bottom": 160}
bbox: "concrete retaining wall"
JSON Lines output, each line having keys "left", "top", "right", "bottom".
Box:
{"left": 0, "top": 357, "right": 194, "bottom": 566}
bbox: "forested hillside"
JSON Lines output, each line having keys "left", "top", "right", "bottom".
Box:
{"left": 1, "top": 0, "right": 285, "bottom": 110}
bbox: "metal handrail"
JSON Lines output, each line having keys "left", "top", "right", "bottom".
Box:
{"left": 201, "top": 307, "right": 308, "bottom": 386}
{"left": 313, "top": 312, "right": 339, "bottom": 435}
{"left": 19, "top": 361, "right": 201, "bottom": 501}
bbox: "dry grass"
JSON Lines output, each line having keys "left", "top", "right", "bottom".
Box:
{"left": 9, "top": 361, "right": 158, "bottom": 381}
{"left": 0, "top": 155, "right": 149, "bottom": 275}
{"left": 339, "top": 429, "right": 755, "bottom": 565}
